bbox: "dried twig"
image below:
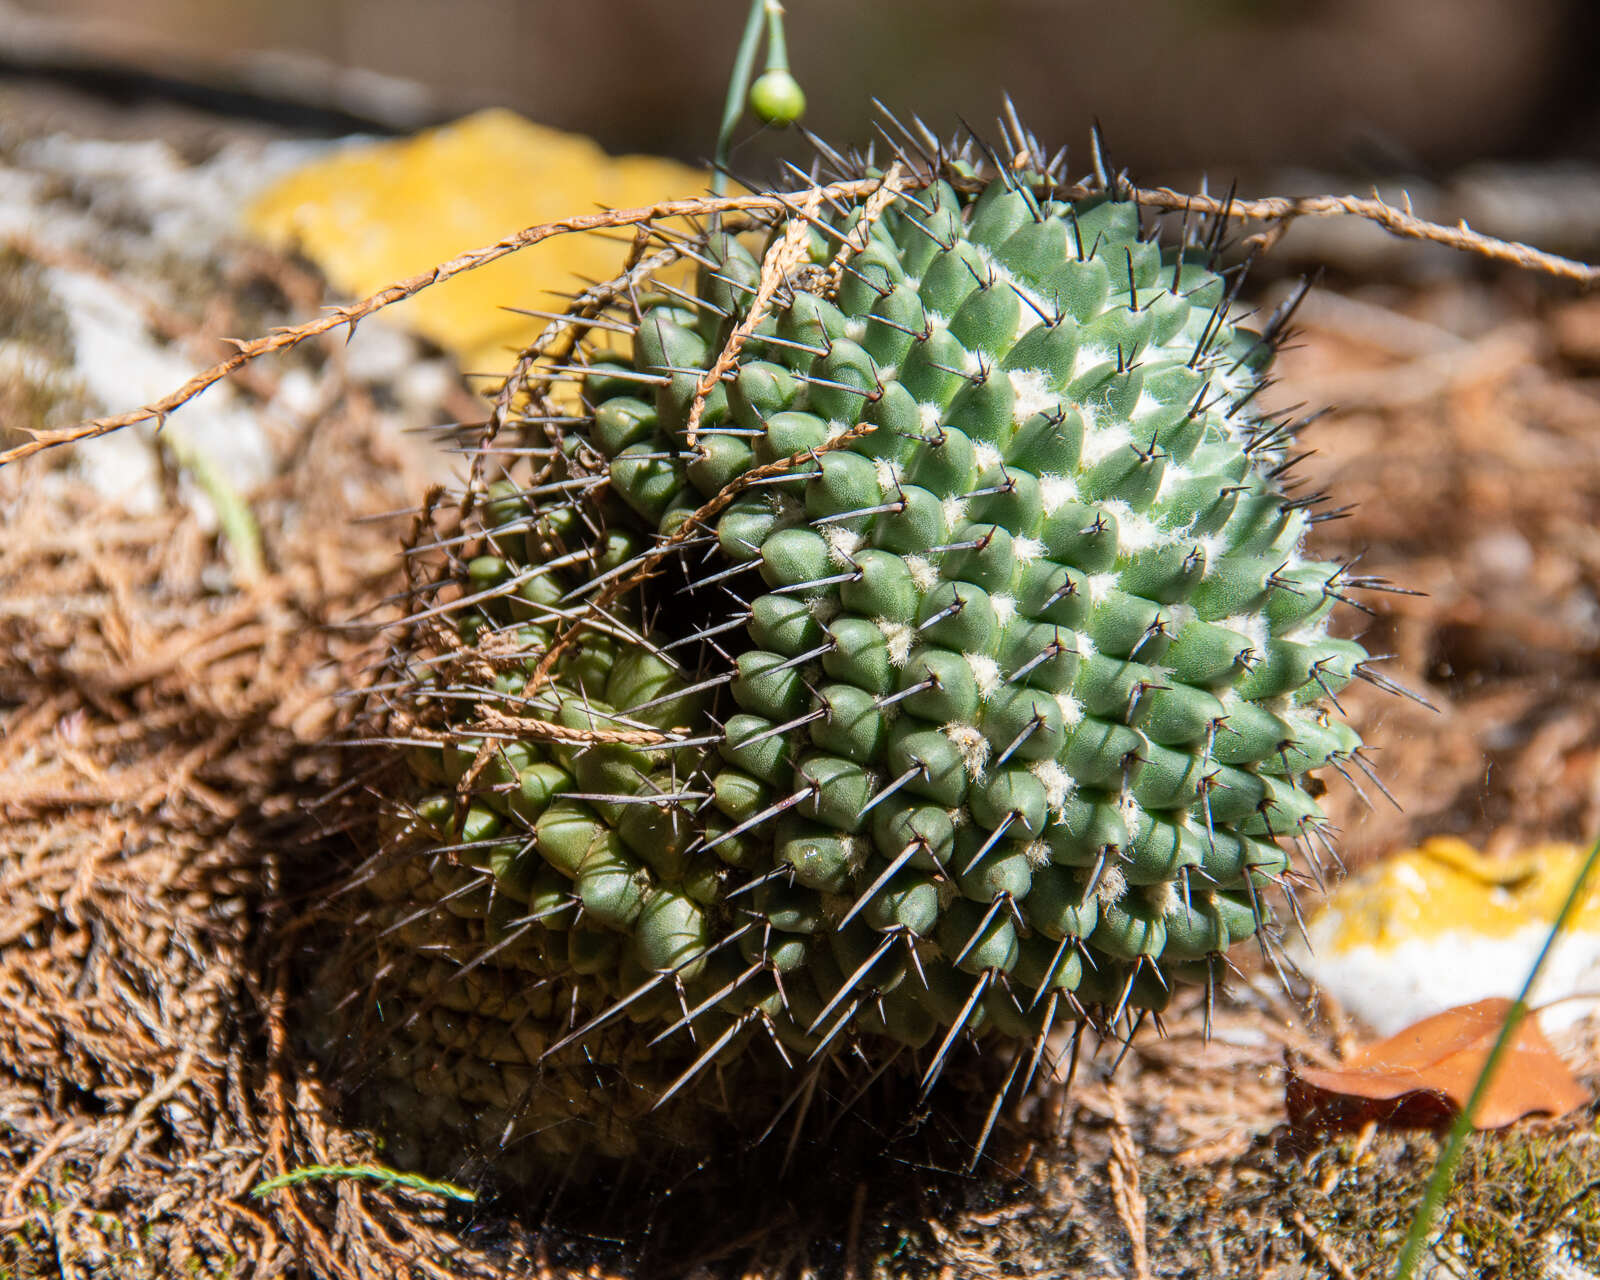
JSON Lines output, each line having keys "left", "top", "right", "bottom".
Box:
{"left": 1106, "top": 1084, "right": 1153, "bottom": 1280}
{"left": 683, "top": 188, "right": 823, "bottom": 448}
{"left": 5, "top": 171, "right": 1593, "bottom": 470}
{"left": 1290, "top": 1209, "right": 1360, "bottom": 1280}
{"left": 1131, "top": 185, "right": 1598, "bottom": 284}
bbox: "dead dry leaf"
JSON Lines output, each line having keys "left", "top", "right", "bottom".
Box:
{"left": 1289, "top": 998, "right": 1590, "bottom": 1131}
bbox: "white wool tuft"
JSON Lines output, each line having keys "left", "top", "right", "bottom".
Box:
{"left": 941, "top": 495, "right": 968, "bottom": 530}
{"left": 1221, "top": 611, "right": 1270, "bottom": 654}
{"left": 1116, "top": 789, "right": 1145, "bottom": 836}
{"left": 964, "top": 652, "right": 1003, "bottom": 698}
{"left": 1142, "top": 880, "right": 1177, "bottom": 914}
{"left": 905, "top": 555, "right": 939, "bottom": 592}
{"left": 1086, "top": 571, "right": 1121, "bottom": 605}
{"left": 874, "top": 457, "right": 905, "bottom": 490}
{"left": 991, "top": 593, "right": 1018, "bottom": 625}
{"left": 1013, "top": 535, "right": 1044, "bottom": 564}
{"left": 1073, "top": 344, "right": 1114, "bottom": 379}
{"left": 1107, "top": 502, "right": 1183, "bottom": 553}
{"left": 917, "top": 401, "right": 944, "bottom": 435}
{"left": 1153, "top": 462, "right": 1193, "bottom": 505}
{"left": 808, "top": 595, "right": 841, "bottom": 624}
{"left": 1164, "top": 601, "right": 1197, "bottom": 632}
{"left": 1079, "top": 417, "right": 1133, "bottom": 467}
{"left": 1039, "top": 473, "right": 1080, "bottom": 514}
{"left": 1129, "top": 388, "right": 1164, "bottom": 422}
{"left": 943, "top": 723, "right": 991, "bottom": 775}
{"left": 1031, "top": 759, "right": 1077, "bottom": 811}
{"left": 1008, "top": 368, "right": 1058, "bottom": 425}
{"left": 878, "top": 619, "right": 915, "bottom": 667}
{"left": 844, "top": 318, "right": 868, "bottom": 343}
{"left": 973, "top": 442, "right": 1002, "bottom": 472}
{"left": 1095, "top": 864, "right": 1128, "bottom": 905}
{"left": 1054, "top": 691, "right": 1084, "bottom": 727}
{"left": 824, "top": 526, "right": 863, "bottom": 566}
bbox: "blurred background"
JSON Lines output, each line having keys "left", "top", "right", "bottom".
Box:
{"left": 5, "top": 0, "right": 1599, "bottom": 183}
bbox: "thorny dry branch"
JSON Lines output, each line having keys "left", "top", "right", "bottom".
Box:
{"left": 2, "top": 173, "right": 1594, "bottom": 470}
{"left": 682, "top": 188, "right": 823, "bottom": 449}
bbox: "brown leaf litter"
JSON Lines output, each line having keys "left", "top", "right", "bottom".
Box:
{"left": 1288, "top": 997, "right": 1591, "bottom": 1132}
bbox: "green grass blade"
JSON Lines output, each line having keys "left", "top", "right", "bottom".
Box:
{"left": 251, "top": 1162, "right": 477, "bottom": 1203}
{"left": 1391, "top": 828, "right": 1600, "bottom": 1279}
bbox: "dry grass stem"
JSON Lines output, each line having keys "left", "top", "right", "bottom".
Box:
{"left": 5, "top": 170, "right": 1593, "bottom": 470}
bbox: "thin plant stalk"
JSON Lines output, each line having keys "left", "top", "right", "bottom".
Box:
{"left": 252, "top": 1162, "right": 477, "bottom": 1203}
{"left": 710, "top": 0, "right": 769, "bottom": 200}
{"left": 1391, "top": 828, "right": 1600, "bottom": 1279}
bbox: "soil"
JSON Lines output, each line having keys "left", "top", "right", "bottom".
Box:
{"left": 1, "top": 87, "right": 1598, "bottom": 1280}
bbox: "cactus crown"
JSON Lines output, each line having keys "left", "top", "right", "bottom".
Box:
{"left": 333, "top": 114, "right": 1376, "bottom": 1173}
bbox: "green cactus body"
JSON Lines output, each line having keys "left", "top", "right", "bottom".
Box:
{"left": 334, "top": 136, "right": 1373, "bottom": 1172}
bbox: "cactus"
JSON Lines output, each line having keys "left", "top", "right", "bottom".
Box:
{"left": 324, "top": 115, "right": 1389, "bottom": 1177}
